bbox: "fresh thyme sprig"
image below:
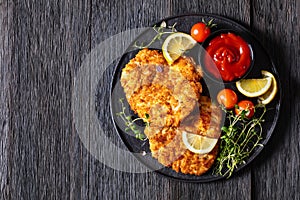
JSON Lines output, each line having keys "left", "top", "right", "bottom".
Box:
{"left": 116, "top": 98, "right": 149, "bottom": 140}
{"left": 214, "top": 104, "right": 266, "bottom": 178}
{"left": 133, "top": 21, "right": 177, "bottom": 49}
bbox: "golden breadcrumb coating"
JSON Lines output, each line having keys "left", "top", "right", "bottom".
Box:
{"left": 146, "top": 96, "right": 221, "bottom": 175}
{"left": 180, "top": 96, "right": 223, "bottom": 139}
{"left": 120, "top": 49, "right": 221, "bottom": 176}
{"left": 120, "top": 49, "right": 203, "bottom": 123}
{"left": 128, "top": 84, "right": 180, "bottom": 127}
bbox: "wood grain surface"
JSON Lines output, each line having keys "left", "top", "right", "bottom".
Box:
{"left": 0, "top": 0, "right": 299, "bottom": 199}
{"left": 0, "top": 1, "right": 10, "bottom": 199}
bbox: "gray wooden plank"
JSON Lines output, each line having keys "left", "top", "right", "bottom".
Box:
{"left": 8, "top": 0, "right": 91, "bottom": 199}
{"left": 251, "top": 0, "right": 300, "bottom": 199}
{"left": 0, "top": 1, "right": 12, "bottom": 199}
{"left": 89, "top": 0, "right": 175, "bottom": 200}
{"left": 64, "top": 2, "right": 92, "bottom": 199}
{"left": 170, "top": 0, "right": 251, "bottom": 28}
{"left": 88, "top": 0, "right": 253, "bottom": 200}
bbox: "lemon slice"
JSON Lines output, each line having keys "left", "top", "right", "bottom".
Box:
{"left": 182, "top": 131, "right": 218, "bottom": 154}
{"left": 236, "top": 77, "right": 272, "bottom": 97}
{"left": 258, "top": 70, "right": 278, "bottom": 104}
{"left": 162, "top": 32, "right": 197, "bottom": 65}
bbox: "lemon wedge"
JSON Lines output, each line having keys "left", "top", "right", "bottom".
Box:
{"left": 182, "top": 131, "right": 218, "bottom": 154}
{"left": 162, "top": 32, "right": 197, "bottom": 65}
{"left": 236, "top": 77, "right": 272, "bottom": 97}
{"left": 258, "top": 70, "right": 278, "bottom": 104}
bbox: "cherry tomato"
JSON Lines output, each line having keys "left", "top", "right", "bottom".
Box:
{"left": 190, "top": 22, "right": 211, "bottom": 42}
{"left": 217, "top": 89, "right": 238, "bottom": 109}
{"left": 235, "top": 100, "right": 255, "bottom": 118}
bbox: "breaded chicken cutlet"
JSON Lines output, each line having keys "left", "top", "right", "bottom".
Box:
{"left": 120, "top": 49, "right": 221, "bottom": 176}
{"left": 120, "top": 49, "right": 203, "bottom": 125}
{"left": 145, "top": 96, "right": 221, "bottom": 175}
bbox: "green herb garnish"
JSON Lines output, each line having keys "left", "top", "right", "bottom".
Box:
{"left": 116, "top": 98, "right": 149, "bottom": 140}
{"left": 214, "top": 104, "right": 266, "bottom": 178}
{"left": 202, "top": 18, "right": 217, "bottom": 28}
{"left": 133, "top": 21, "right": 177, "bottom": 49}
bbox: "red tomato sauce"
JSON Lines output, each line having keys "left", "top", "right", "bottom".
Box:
{"left": 204, "top": 32, "right": 252, "bottom": 82}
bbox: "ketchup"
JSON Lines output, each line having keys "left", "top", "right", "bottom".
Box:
{"left": 204, "top": 32, "right": 252, "bottom": 82}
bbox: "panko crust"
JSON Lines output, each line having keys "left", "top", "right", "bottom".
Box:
{"left": 120, "top": 49, "right": 221, "bottom": 176}
{"left": 120, "top": 49, "right": 203, "bottom": 123}
{"left": 146, "top": 97, "right": 221, "bottom": 175}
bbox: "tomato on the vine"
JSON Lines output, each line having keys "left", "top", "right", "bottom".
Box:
{"left": 190, "top": 19, "right": 216, "bottom": 42}
{"left": 235, "top": 100, "right": 255, "bottom": 119}
{"left": 190, "top": 23, "right": 210, "bottom": 42}
{"left": 217, "top": 89, "right": 238, "bottom": 109}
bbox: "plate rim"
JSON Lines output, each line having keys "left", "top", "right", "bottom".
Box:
{"left": 109, "top": 13, "right": 282, "bottom": 182}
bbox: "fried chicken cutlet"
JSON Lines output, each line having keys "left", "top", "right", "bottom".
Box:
{"left": 120, "top": 49, "right": 221, "bottom": 176}
{"left": 145, "top": 96, "right": 221, "bottom": 175}
{"left": 120, "top": 49, "right": 203, "bottom": 126}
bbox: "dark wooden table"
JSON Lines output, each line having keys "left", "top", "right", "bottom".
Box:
{"left": 0, "top": 0, "right": 299, "bottom": 199}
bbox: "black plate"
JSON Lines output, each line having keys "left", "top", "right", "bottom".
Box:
{"left": 110, "top": 14, "right": 282, "bottom": 182}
